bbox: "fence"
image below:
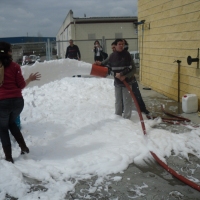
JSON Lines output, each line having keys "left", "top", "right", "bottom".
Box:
{"left": 11, "top": 37, "right": 138, "bottom": 65}
{"left": 57, "top": 37, "right": 138, "bottom": 64}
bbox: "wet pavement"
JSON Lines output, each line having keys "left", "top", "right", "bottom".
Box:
{"left": 6, "top": 76, "right": 200, "bottom": 200}
{"left": 65, "top": 79, "right": 200, "bottom": 200}
{"left": 67, "top": 158, "right": 200, "bottom": 200}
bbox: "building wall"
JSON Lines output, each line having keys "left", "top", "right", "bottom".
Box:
{"left": 138, "top": 0, "right": 200, "bottom": 107}
{"left": 57, "top": 21, "right": 138, "bottom": 63}
{"left": 74, "top": 23, "right": 136, "bottom": 40}
{"left": 56, "top": 10, "right": 74, "bottom": 58}
{"left": 56, "top": 11, "right": 138, "bottom": 63}
{"left": 0, "top": 37, "right": 55, "bottom": 44}
{"left": 74, "top": 23, "right": 138, "bottom": 63}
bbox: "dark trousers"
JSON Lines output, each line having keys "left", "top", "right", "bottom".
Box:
{"left": 132, "top": 76, "right": 147, "bottom": 112}
{"left": 94, "top": 56, "right": 103, "bottom": 62}
{"left": 69, "top": 57, "right": 81, "bottom": 77}
{"left": 0, "top": 97, "right": 24, "bottom": 146}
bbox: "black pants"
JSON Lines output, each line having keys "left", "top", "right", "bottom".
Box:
{"left": 68, "top": 58, "right": 81, "bottom": 77}
{"left": 94, "top": 56, "right": 103, "bottom": 62}
{"left": 132, "top": 76, "right": 147, "bottom": 112}
{"left": 0, "top": 97, "right": 24, "bottom": 146}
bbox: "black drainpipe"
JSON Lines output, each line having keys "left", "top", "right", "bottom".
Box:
{"left": 174, "top": 60, "right": 181, "bottom": 102}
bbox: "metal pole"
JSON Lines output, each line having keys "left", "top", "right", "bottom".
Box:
{"left": 57, "top": 40, "right": 60, "bottom": 58}
{"left": 47, "top": 38, "right": 51, "bottom": 61}
{"left": 45, "top": 42, "right": 48, "bottom": 61}
{"left": 174, "top": 60, "right": 181, "bottom": 103}
{"left": 197, "top": 48, "right": 199, "bottom": 69}
{"left": 142, "top": 24, "right": 151, "bottom": 90}
{"left": 102, "top": 36, "right": 105, "bottom": 52}
{"left": 177, "top": 60, "right": 181, "bottom": 103}
{"left": 50, "top": 42, "right": 53, "bottom": 60}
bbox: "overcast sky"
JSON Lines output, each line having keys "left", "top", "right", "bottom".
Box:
{"left": 0, "top": 0, "right": 137, "bottom": 38}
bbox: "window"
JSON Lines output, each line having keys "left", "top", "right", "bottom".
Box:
{"left": 135, "top": 53, "right": 139, "bottom": 59}
{"left": 88, "top": 33, "right": 96, "bottom": 40}
{"left": 131, "top": 54, "right": 134, "bottom": 59}
{"left": 115, "top": 33, "right": 123, "bottom": 38}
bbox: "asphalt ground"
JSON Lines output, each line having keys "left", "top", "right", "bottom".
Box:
{"left": 65, "top": 76, "right": 200, "bottom": 200}
{"left": 6, "top": 73, "right": 200, "bottom": 200}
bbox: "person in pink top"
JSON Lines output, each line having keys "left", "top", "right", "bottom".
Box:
{"left": 0, "top": 41, "right": 41, "bottom": 163}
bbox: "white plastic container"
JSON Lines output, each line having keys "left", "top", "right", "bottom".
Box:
{"left": 182, "top": 94, "right": 198, "bottom": 113}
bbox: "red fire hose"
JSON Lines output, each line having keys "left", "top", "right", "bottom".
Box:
{"left": 145, "top": 104, "right": 197, "bottom": 126}
{"left": 122, "top": 80, "right": 200, "bottom": 192}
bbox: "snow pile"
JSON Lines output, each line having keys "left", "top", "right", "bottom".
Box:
{"left": 0, "top": 59, "right": 200, "bottom": 199}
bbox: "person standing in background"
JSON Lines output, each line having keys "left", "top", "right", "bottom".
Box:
{"left": 93, "top": 40, "right": 103, "bottom": 62}
{"left": 65, "top": 39, "right": 81, "bottom": 60}
{"left": 95, "top": 42, "right": 116, "bottom": 66}
{"left": 65, "top": 39, "right": 81, "bottom": 77}
{"left": 95, "top": 42, "right": 115, "bottom": 75}
{"left": 122, "top": 39, "right": 129, "bottom": 51}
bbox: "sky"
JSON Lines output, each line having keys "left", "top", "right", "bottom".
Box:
{"left": 0, "top": 59, "right": 200, "bottom": 199}
{"left": 0, "top": 0, "right": 138, "bottom": 38}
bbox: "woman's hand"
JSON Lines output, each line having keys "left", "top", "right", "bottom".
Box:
{"left": 25, "top": 72, "right": 41, "bottom": 86}
{"left": 29, "top": 72, "right": 41, "bottom": 81}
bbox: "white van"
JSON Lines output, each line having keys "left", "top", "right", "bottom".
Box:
{"left": 129, "top": 51, "right": 140, "bottom": 67}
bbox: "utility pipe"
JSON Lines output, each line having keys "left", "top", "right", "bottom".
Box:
{"left": 174, "top": 60, "right": 181, "bottom": 102}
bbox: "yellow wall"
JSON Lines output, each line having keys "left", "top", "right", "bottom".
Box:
{"left": 138, "top": 0, "right": 200, "bottom": 107}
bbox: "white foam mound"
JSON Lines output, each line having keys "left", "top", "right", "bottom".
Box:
{"left": 21, "top": 58, "right": 92, "bottom": 87}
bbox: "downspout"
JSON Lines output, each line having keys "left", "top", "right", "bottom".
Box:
{"left": 74, "top": 20, "right": 76, "bottom": 40}
{"left": 137, "top": 22, "right": 144, "bottom": 83}
{"left": 174, "top": 60, "right": 181, "bottom": 102}
{"left": 140, "top": 24, "right": 144, "bottom": 82}
{"left": 142, "top": 23, "right": 151, "bottom": 90}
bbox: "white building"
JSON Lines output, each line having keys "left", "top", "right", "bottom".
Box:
{"left": 56, "top": 10, "right": 138, "bottom": 63}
